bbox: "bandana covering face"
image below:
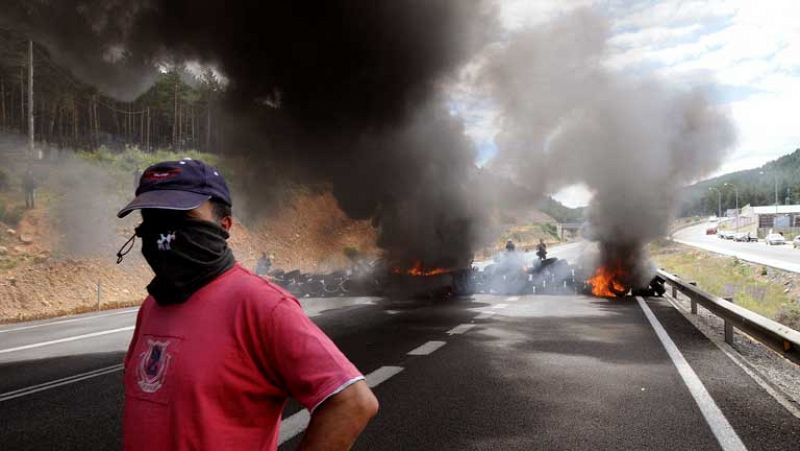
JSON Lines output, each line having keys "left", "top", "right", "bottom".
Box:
{"left": 135, "top": 218, "right": 235, "bottom": 305}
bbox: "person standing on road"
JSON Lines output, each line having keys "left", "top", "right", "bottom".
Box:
{"left": 505, "top": 239, "right": 515, "bottom": 252}
{"left": 536, "top": 239, "right": 547, "bottom": 261}
{"left": 255, "top": 251, "right": 272, "bottom": 277}
{"left": 116, "top": 159, "right": 378, "bottom": 450}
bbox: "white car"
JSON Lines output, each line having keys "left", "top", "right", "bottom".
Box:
{"left": 765, "top": 233, "right": 786, "bottom": 245}
{"left": 793, "top": 236, "right": 800, "bottom": 249}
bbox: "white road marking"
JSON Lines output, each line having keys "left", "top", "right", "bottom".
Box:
{"left": 278, "top": 366, "right": 404, "bottom": 445}
{"left": 365, "top": 365, "right": 404, "bottom": 388}
{"left": 0, "top": 364, "right": 123, "bottom": 402}
{"left": 636, "top": 297, "right": 747, "bottom": 451}
{"left": 664, "top": 293, "right": 800, "bottom": 420}
{"left": 0, "top": 326, "right": 135, "bottom": 354}
{"left": 385, "top": 310, "right": 401, "bottom": 315}
{"left": 506, "top": 296, "right": 519, "bottom": 302}
{"left": 475, "top": 312, "right": 496, "bottom": 320}
{"left": 493, "top": 303, "right": 508, "bottom": 309}
{"left": 447, "top": 324, "right": 475, "bottom": 335}
{"left": 407, "top": 340, "right": 447, "bottom": 355}
{"left": 278, "top": 410, "right": 310, "bottom": 445}
{"left": 0, "top": 308, "right": 138, "bottom": 334}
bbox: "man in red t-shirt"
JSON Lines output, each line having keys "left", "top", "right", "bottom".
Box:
{"left": 116, "top": 159, "right": 378, "bottom": 450}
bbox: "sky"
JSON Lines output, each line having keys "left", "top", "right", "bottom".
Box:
{"left": 459, "top": 0, "right": 800, "bottom": 207}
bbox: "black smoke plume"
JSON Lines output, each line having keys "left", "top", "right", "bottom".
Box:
{"left": 1, "top": 0, "right": 498, "bottom": 270}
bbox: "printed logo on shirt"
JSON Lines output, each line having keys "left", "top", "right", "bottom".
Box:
{"left": 157, "top": 232, "right": 176, "bottom": 251}
{"left": 137, "top": 339, "right": 173, "bottom": 393}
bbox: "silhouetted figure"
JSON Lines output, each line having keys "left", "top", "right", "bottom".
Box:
{"left": 22, "top": 168, "right": 36, "bottom": 209}
{"left": 536, "top": 239, "right": 547, "bottom": 261}
{"left": 255, "top": 252, "right": 272, "bottom": 276}
{"left": 505, "top": 239, "right": 515, "bottom": 252}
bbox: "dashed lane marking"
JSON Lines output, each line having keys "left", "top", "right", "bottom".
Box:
{"left": 407, "top": 340, "right": 447, "bottom": 356}
{"left": 0, "top": 364, "right": 124, "bottom": 402}
{"left": 447, "top": 324, "right": 475, "bottom": 335}
{"left": 278, "top": 366, "right": 404, "bottom": 445}
{"left": 493, "top": 303, "right": 508, "bottom": 309}
{"left": 364, "top": 365, "right": 404, "bottom": 388}
{"left": 0, "top": 308, "right": 138, "bottom": 334}
{"left": 636, "top": 297, "right": 747, "bottom": 451}
{"left": 506, "top": 296, "right": 519, "bottom": 302}
{"left": 0, "top": 326, "right": 134, "bottom": 354}
{"left": 475, "top": 312, "right": 496, "bottom": 320}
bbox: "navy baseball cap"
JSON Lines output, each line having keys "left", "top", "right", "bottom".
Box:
{"left": 117, "top": 159, "right": 232, "bottom": 218}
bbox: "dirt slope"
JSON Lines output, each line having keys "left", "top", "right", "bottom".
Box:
{"left": 0, "top": 191, "right": 378, "bottom": 323}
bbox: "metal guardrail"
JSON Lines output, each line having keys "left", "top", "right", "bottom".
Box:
{"left": 657, "top": 269, "right": 800, "bottom": 365}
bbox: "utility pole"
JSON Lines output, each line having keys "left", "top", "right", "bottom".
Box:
{"left": 708, "top": 187, "right": 722, "bottom": 219}
{"left": 724, "top": 182, "right": 739, "bottom": 231}
{"left": 27, "top": 40, "right": 34, "bottom": 157}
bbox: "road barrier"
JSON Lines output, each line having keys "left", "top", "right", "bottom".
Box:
{"left": 657, "top": 269, "right": 800, "bottom": 365}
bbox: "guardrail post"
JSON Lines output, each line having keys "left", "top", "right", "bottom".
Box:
{"left": 96, "top": 281, "right": 101, "bottom": 312}
{"left": 671, "top": 283, "right": 677, "bottom": 298}
{"left": 724, "top": 297, "right": 734, "bottom": 345}
{"left": 689, "top": 282, "right": 697, "bottom": 314}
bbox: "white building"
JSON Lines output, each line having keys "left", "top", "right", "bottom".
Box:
{"left": 740, "top": 204, "right": 800, "bottom": 231}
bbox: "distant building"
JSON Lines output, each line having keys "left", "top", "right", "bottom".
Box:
{"left": 740, "top": 204, "right": 800, "bottom": 232}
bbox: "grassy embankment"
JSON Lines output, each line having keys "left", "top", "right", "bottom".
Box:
{"left": 651, "top": 239, "right": 800, "bottom": 330}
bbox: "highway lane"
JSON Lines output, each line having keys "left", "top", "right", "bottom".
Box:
{"left": 2, "top": 289, "right": 799, "bottom": 449}
{"left": 674, "top": 223, "right": 800, "bottom": 272}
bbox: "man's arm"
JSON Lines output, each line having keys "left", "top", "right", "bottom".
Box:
{"left": 298, "top": 380, "right": 379, "bottom": 450}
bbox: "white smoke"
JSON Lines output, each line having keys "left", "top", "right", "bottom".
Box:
{"left": 468, "top": 8, "right": 736, "bottom": 284}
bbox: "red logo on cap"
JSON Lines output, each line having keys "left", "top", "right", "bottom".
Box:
{"left": 143, "top": 168, "right": 182, "bottom": 180}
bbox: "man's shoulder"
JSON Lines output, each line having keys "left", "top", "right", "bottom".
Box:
{"left": 218, "top": 264, "right": 299, "bottom": 307}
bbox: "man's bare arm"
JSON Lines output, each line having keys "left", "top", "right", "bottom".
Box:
{"left": 298, "top": 380, "right": 379, "bottom": 450}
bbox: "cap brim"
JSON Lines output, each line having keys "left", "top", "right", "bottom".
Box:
{"left": 117, "top": 190, "right": 211, "bottom": 218}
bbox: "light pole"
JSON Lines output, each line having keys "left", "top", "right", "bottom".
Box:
{"left": 759, "top": 170, "right": 779, "bottom": 215}
{"left": 724, "top": 182, "right": 739, "bottom": 231}
{"left": 708, "top": 187, "right": 722, "bottom": 219}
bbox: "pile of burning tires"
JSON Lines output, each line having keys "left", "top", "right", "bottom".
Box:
{"left": 267, "top": 268, "right": 381, "bottom": 298}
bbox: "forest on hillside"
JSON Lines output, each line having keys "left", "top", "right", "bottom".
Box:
{"left": 680, "top": 148, "right": 800, "bottom": 217}
{"left": 0, "top": 28, "right": 224, "bottom": 154}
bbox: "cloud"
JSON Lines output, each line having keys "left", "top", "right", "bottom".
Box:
{"left": 460, "top": 0, "right": 800, "bottom": 206}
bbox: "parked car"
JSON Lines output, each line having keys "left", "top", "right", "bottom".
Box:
{"left": 706, "top": 227, "right": 717, "bottom": 235}
{"left": 765, "top": 233, "right": 786, "bottom": 245}
{"left": 733, "top": 232, "right": 757, "bottom": 242}
{"left": 793, "top": 236, "right": 800, "bottom": 249}
{"left": 719, "top": 231, "right": 735, "bottom": 239}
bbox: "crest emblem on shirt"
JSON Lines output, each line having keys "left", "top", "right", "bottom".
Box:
{"left": 137, "top": 339, "right": 172, "bottom": 393}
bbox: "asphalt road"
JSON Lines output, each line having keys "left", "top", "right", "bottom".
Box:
{"left": 674, "top": 223, "right": 800, "bottom": 272}
{"left": 2, "top": 285, "right": 799, "bottom": 450}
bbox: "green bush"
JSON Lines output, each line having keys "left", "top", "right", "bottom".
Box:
{"left": 0, "top": 200, "right": 25, "bottom": 227}
{"left": 77, "top": 147, "right": 221, "bottom": 174}
{"left": 0, "top": 204, "right": 25, "bottom": 226}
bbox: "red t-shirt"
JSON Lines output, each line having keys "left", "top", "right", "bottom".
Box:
{"left": 122, "top": 264, "right": 363, "bottom": 450}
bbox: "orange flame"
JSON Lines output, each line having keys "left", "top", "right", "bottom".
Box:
{"left": 588, "top": 264, "right": 628, "bottom": 297}
{"left": 392, "top": 261, "right": 450, "bottom": 277}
